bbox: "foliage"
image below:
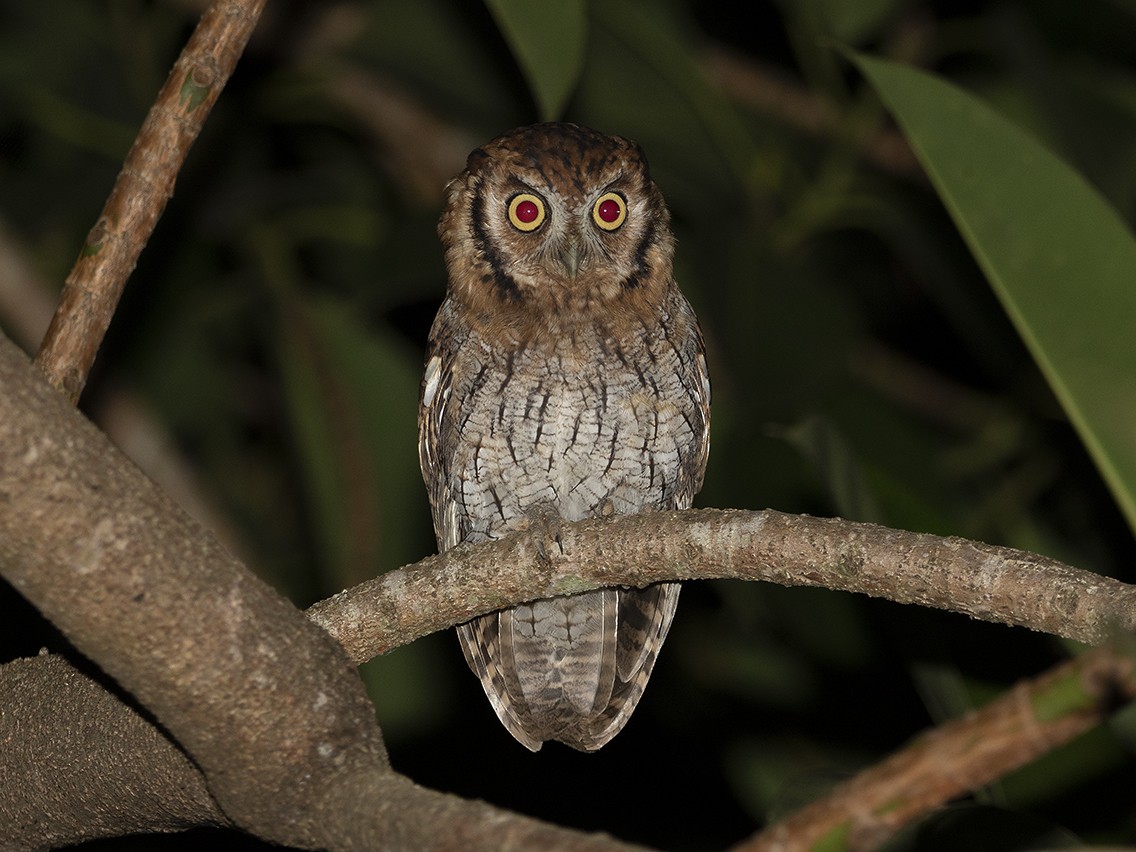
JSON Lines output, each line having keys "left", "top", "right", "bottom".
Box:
{"left": 2, "top": 0, "right": 1135, "bottom": 848}
{"left": 855, "top": 52, "right": 1136, "bottom": 535}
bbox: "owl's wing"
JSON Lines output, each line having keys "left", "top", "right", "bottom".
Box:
{"left": 457, "top": 614, "right": 547, "bottom": 752}
{"left": 458, "top": 588, "right": 621, "bottom": 753}
{"left": 577, "top": 581, "right": 680, "bottom": 750}
{"left": 418, "top": 305, "right": 463, "bottom": 552}
{"left": 681, "top": 324, "right": 712, "bottom": 503}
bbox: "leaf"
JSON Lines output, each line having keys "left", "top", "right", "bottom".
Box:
{"left": 854, "top": 53, "right": 1136, "bottom": 537}
{"left": 275, "top": 292, "right": 424, "bottom": 593}
{"left": 778, "top": 416, "right": 883, "bottom": 523}
{"left": 484, "top": 0, "right": 587, "bottom": 121}
{"left": 357, "top": 0, "right": 522, "bottom": 129}
{"left": 584, "top": 0, "right": 761, "bottom": 198}
{"left": 809, "top": 0, "right": 906, "bottom": 45}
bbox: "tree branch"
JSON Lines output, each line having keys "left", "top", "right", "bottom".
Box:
{"left": 308, "top": 505, "right": 1136, "bottom": 665}
{"left": 4, "top": 323, "right": 1136, "bottom": 846}
{"left": 1, "top": 328, "right": 651, "bottom": 850}
{"left": 2, "top": 332, "right": 392, "bottom": 848}
{"left": 0, "top": 656, "right": 648, "bottom": 851}
{"left": 736, "top": 643, "right": 1136, "bottom": 851}
{"left": 0, "top": 654, "right": 223, "bottom": 848}
{"left": 34, "top": 0, "right": 267, "bottom": 403}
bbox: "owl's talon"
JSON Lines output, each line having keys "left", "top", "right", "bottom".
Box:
{"left": 526, "top": 508, "right": 566, "bottom": 563}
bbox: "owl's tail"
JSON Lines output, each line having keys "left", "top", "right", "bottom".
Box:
{"left": 457, "top": 582, "right": 680, "bottom": 751}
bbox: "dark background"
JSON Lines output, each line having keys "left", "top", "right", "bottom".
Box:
{"left": 2, "top": 1, "right": 1135, "bottom": 848}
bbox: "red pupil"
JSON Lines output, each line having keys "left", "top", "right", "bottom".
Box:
{"left": 514, "top": 200, "right": 539, "bottom": 223}
{"left": 598, "top": 198, "right": 622, "bottom": 222}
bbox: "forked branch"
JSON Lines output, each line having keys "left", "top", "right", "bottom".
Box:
{"left": 3, "top": 329, "right": 1136, "bottom": 847}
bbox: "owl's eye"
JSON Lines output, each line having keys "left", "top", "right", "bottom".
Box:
{"left": 507, "top": 193, "right": 546, "bottom": 232}
{"left": 592, "top": 192, "right": 627, "bottom": 231}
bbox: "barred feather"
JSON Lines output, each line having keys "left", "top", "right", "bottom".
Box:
{"left": 419, "top": 123, "right": 709, "bottom": 751}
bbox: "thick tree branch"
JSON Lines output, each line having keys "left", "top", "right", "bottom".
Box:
{"left": 34, "top": 0, "right": 267, "bottom": 403}
{"left": 1, "top": 331, "right": 653, "bottom": 849}
{"left": 4, "top": 323, "right": 1136, "bottom": 846}
{"left": 0, "top": 655, "right": 223, "bottom": 848}
{"left": 2, "top": 332, "right": 390, "bottom": 848}
{"left": 0, "top": 657, "right": 647, "bottom": 851}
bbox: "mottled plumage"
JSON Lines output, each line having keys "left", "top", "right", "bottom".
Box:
{"left": 419, "top": 123, "right": 709, "bottom": 751}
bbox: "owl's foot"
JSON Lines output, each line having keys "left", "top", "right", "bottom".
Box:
{"left": 522, "top": 506, "right": 566, "bottom": 562}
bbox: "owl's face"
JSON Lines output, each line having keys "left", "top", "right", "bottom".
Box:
{"left": 439, "top": 123, "right": 675, "bottom": 334}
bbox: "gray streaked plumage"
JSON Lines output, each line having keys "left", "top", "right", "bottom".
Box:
{"left": 419, "top": 123, "right": 709, "bottom": 751}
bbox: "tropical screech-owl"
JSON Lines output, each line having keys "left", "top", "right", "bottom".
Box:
{"left": 419, "top": 123, "right": 710, "bottom": 751}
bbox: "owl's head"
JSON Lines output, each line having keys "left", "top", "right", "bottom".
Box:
{"left": 439, "top": 123, "right": 675, "bottom": 330}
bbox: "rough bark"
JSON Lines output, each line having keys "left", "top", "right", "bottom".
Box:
{"left": 0, "top": 654, "right": 221, "bottom": 848}
{"left": 0, "top": 656, "right": 646, "bottom": 851}
{"left": 1, "top": 332, "right": 388, "bottom": 848}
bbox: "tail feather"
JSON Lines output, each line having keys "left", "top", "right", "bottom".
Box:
{"left": 457, "top": 583, "right": 680, "bottom": 751}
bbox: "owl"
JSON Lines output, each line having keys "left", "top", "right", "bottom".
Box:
{"left": 419, "top": 122, "right": 709, "bottom": 751}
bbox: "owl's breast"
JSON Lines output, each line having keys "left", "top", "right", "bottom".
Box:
{"left": 442, "top": 323, "right": 701, "bottom": 544}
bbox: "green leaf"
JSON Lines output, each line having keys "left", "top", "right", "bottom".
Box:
{"left": 778, "top": 416, "right": 884, "bottom": 523}
{"left": 808, "top": 0, "right": 905, "bottom": 45}
{"left": 854, "top": 53, "right": 1136, "bottom": 538}
{"left": 274, "top": 292, "right": 424, "bottom": 594}
{"left": 484, "top": 0, "right": 587, "bottom": 121}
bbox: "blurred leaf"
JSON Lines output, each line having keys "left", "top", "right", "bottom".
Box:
{"left": 484, "top": 0, "right": 586, "bottom": 121}
{"left": 254, "top": 226, "right": 442, "bottom": 738}
{"left": 355, "top": 0, "right": 523, "bottom": 130}
{"left": 806, "top": 0, "right": 905, "bottom": 45}
{"left": 726, "top": 736, "right": 868, "bottom": 823}
{"left": 586, "top": 0, "right": 760, "bottom": 197}
{"left": 998, "top": 723, "right": 1129, "bottom": 808}
{"left": 883, "top": 804, "right": 1079, "bottom": 851}
{"left": 360, "top": 635, "right": 453, "bottom": 745}
{"left": 271, "top": 270, "right": 424, "bottom": 595}
{"left": 778, "top": 415, "right": 884, "bottom": 522}
{"left": 23, "top": 87, "right": 134, "bottom": 158}
{"left": 855, "top": 53, "right": 1136, "bottom": 538}
{"left": 909, "top": 661, "right": 977, "bottom": 728}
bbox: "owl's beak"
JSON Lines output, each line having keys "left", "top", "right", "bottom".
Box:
{"left": 558, "top": 240, "right": 582, "bottom": 279}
